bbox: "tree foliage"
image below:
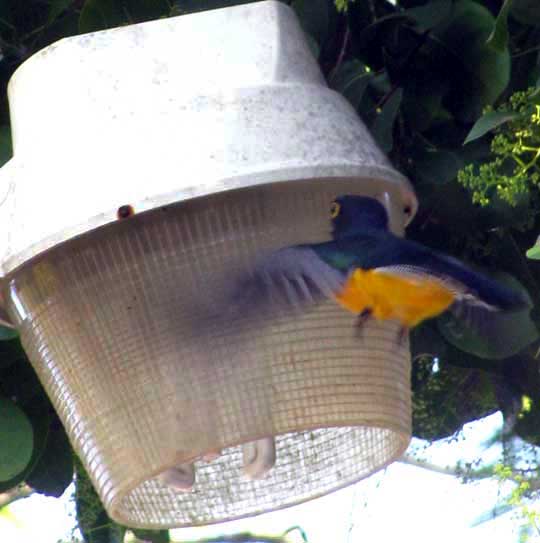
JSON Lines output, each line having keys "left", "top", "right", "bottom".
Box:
{"left": 2, "top": 0, "right": 540, "bottom": 540}
{"left": 459, "top": 88, "right": 540, "bottom": 212}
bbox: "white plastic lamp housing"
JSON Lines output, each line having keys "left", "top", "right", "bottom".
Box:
{"left": 0, "top": 0, "right": 417, "bottom": 529}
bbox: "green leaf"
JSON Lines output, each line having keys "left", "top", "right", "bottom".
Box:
{"left": 401, "top": 83, "right": 446, "bottom": 132}
{"left": 26, "top": 419, "right": 73, "bottom": 497}
{"left": 527, "top": 247, "right": 540, "bottom": 259}
{"left": 329, "top": 60, "right": 372, "bottom": 109}
{"left": 132, "top": 529, "right": 170, "bottom": 543}
{"left": 292, "top": 0, "right": 329, "bottom": 49}
{"left": 0, "top": 4, "right": 13, "bottom": 31}
{"left": 79, "top": 1, "right": 129, "bottom": 33}
{"left": 0, "top": 357, "right": 44, "bottom": 405}
{"left": 437, "top": 273, "right": 538, "bottom": 360}
{"left": 464, "top": 110, "right": 519, "bottom": 144}
{"left": 486, "top": 0, "right": 514, "bottom": 53}
{"left": 511, "top": 0, "right": 540, "bottom": 25}
{"left": 173, "top": 0, "right": 255, "bottom": 15}
{"left": 0, "top": 327, "right": 17, "bottom": 341}
{"left": 0, "top": 396, "right": 34, "bottom": 481}
{"left": 432, "top": 0, "right": 511, "bottom": 122}
{"left": 79, "top": 0, "right": 170, "bottom": 33}
{"left": 370, "top": 87, "right": 403, "bottom": 152}
{"left": 0, "top": 125, "right": 12, "bottom": 168}
{"left": 0, "top": 337, "right": 25, "bottom": 370}
{"left": 0, "top": 395, "right": 52, "bottom": 492}
{"left": 414, "top": 149, "right": 463, "bottom": 184}
{"left": 48, "top": 0, "right": 76, "bottom": 24}
{"left": 347, "top": 0, "right": 409, "bottom": 72}
{"left": 526, "top": 236, "right": 540, "bottom": 259}
{"left": 405, "top": 0, "right": 452, "bottom": 30}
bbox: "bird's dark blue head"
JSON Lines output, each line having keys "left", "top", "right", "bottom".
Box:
{"left": 330, "top": 195, "right": 389, "bottom": 238}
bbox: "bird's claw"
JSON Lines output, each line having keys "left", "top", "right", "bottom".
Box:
{"left": 354, "top": 308, "right": 373, "bottom": 338}
{"left": 242, "top": 437, "right": 277, "bottom": 480}
{"left": 396, "top": 326, "right": 408, "bottom": 347}
{"left": 158, "top": 463, "right": 196, "bottom": 492}
{"left": 158, "top": 438, "right": 277, "bottom": 491}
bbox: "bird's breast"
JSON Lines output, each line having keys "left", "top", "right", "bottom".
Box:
{"left": 334, "top": 268, "right": 456, "bottom": 327}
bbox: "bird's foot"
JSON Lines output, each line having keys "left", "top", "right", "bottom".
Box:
{"left": 395, "top": 326, "right": 409, "bottom": 347}
{"left": 158, "top": 464, "right": 195, "bottom": 492}
{"left": 354, "top": 308, "right": 373, "bottom": 338}
{"left": 242, "top": 438, "right": 276, "bottom": 480}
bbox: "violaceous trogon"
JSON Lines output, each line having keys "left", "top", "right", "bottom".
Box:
{"left": 208, "top": 195, "right": 529, "bottom": 342}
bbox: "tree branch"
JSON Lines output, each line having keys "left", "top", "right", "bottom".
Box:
{"left": 0, "top": 485, "right": 34, "bottom": 509}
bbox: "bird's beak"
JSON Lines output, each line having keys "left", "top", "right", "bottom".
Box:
{"left": 378, "top": 191, "right": 405, "bottom": 235}
{"left": 380, "top": 192, "right": 392, "bottom": 219}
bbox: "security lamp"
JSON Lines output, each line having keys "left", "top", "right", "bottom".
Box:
{"left": 0, "top": 1, "right": 416, "bottom": 529}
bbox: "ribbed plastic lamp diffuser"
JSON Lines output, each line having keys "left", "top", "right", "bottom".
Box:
{"left": 0, "top": 0, "right": 417, "bottom": 529}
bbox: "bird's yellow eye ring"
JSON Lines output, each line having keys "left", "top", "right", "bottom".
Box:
{"left": 330, "top": 201, "right": 341, "bottom": 219}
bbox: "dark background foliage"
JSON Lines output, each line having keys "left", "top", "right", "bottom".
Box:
{"left": 1, "top": 0, "right": 540, "bottom": 541}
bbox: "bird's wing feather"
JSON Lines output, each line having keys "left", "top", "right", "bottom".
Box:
{"left": 234, "top": 246, "right": 346, "bottom": 311}
{"left": 334, "top": 232, "right": 529, "bottom": 312}
{"left": 369, "top": 249, "right": 529, "bottom": 339}
{"left": 207, "top": 246, "right": 347, "bottom": 329}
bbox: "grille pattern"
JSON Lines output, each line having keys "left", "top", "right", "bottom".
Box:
{"left": 6, "top": 181, "right": 411, "bottom": 528}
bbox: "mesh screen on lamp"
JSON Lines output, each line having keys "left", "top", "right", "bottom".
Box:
{"left": 6, "top": 183, "right": 411, "bottom": 528}
{"left": 0, "top": 0, "right": 416, "bottom": 529}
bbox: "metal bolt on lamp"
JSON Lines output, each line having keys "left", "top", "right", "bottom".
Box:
{"left": 0, "top": 0, "right": 417, "bottom": 529}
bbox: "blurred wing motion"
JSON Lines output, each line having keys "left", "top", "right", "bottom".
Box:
{"left": 193, "top": 214, "right": 529, "bottom": 339}
{"left": 205, "top": 246, "right": 347, "bottom": 331}
{"left": 369, "top": 238, "right": 531, "bottom": 336}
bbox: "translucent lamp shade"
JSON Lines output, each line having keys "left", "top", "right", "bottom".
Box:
{"left": 0, "top": 0, "right": 415, "bottom": 529}
{"left": 5, "top": 184, "right": 411, "bottom": 527}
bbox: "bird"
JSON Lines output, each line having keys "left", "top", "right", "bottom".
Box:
{"left": 208, "top": 195, "right": 529, "bottom": 342}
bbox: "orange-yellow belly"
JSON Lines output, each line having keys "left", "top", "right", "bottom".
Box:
{"left": 334, "top": 268, "right": 455, "bottom": 328}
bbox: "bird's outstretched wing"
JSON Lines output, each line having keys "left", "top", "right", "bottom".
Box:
{"left": 228, "top": 246, "right": 346, "bottom": 319}
{"left": 369, "top": 234, "right": 531, "bottom": 337}
{"left": 199, "top": 246, "right": 347, "bottom": 333}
